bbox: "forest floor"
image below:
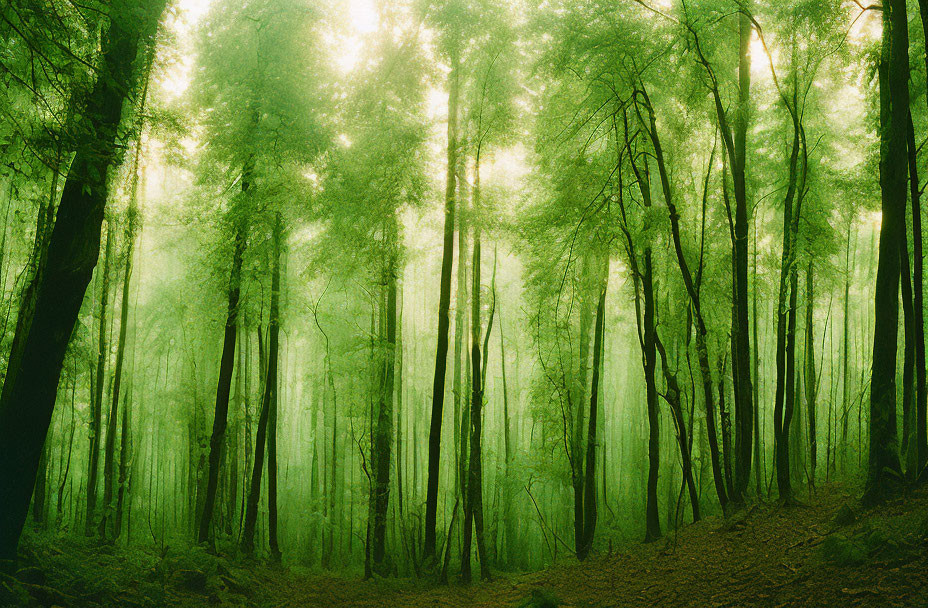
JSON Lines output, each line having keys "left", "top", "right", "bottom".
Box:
{"left": 4, "top": 483, "right": 928, "bottom": 608}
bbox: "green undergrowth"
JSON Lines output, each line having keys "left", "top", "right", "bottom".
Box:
{"left": 2, "top": 530, "right": 264, "bottom": 607}
{"left": 820, "top": 501, "right": 928, "bottom": 567}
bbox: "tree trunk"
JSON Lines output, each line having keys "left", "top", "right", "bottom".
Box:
{"left": 370, "top": 222, "right": 398, "bottom": 576}
{"left": 905, "top": 109, "right": 925, "bottom": 477}
{"left": 241, "top": 216, "right": 283, "bottom": 556}
{"left": 267, "top": 215, "right": 283, "bottom": 563}
{"left": 100, "top": 93, "right": 148, "bottom": 539}
{"left": 579, "top": 261, "right": 607, "bottom": 560}
{"left": 634, "top": 95, "right": 728, "bottom": 511}
{"left": 198, "top": 177, "right": 249, "bottom": 544}
{"left": 0, "top": 0, "right": 165, "bottom": 558}
{"left": 86, "top": 220, "right": 114, "bottom": 535}
{"left": 805, "top": 262, "right": 817, "bottom": 489}
{"left": 462, "top": 159, "right": 490, "bottom": 583}
{"left": 731, "top": 9, "right": 754, "bottom": 502}
{"left": 914, "top": 1, "right": 928, "bottom": 473}
{"left": 865, "top": 0, "right": 906, "bottom": 504}
{"left": 424, "top": 44, "right": 459, "bottom": 561}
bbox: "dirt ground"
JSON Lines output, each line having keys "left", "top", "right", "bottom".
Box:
{"left": 8, "top": 484, "right": 928, "bottom": 607}
{"left": 263, "top": 484, "right": 928, "bottom": 608}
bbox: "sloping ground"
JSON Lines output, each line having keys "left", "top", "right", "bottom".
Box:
{"left": 272, "top": 485, "right": 928, "bottom": 608}
{"left": 4, "top": 484, "right": 928, "bottom": 607}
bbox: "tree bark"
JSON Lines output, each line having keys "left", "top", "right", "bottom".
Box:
{"left": 241, "top": 216, "right": 283, "bottom": 556}
{"left": 914, "top": 1, "right": 928, "bottom": 473}
{"left": 805, "top": 262, "right": 817, "bottom": 489}
{"left": 731, "top": 9, "right": 754, "bottom": 502}
{"left": 865, "top": 0, "right": 906, "bottom": 504}
{"left": 370, "top": 221, "right": 398, "bottom": 576}
{"left": 198, "top": 172, "right": 249, "bottom": 544}
{"left": 0, "top": 0, "right": 165, "bottom": 559}
{"left": 634, "top": 92, "right": 728, "bottom": 511}
{"left": 86, "top": 220, "right": 114, "bottom": 536}
{"left": 579, "top": 262, "right": 607, "bottom": 560}
{"left": 424, "top": 44, "right": 459, "bottom": 561}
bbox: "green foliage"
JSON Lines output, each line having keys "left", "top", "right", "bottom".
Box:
{"left": 516, "top": 587, "right": 560, "bottom": 608}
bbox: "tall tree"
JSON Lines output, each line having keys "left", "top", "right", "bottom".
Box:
{"left": 865, "top": 0, "right": 907, "bottom": 504}
{"left": 0, "top": 0, "right": 166, "bottom": 560}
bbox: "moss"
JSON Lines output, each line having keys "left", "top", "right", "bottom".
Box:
{"left": 517, "top": 588, "right": 560, "bottom": 608}
{"left": 820, "top": 533, "right": 867, "bottom": 566}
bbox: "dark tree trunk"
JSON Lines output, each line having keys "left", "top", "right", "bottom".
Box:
{"left": 914, "top": 1, "right": 928, "bottom": 473}
{"left": 370, "top": 224, "right": 398, "bottom": 576}
{"left": 905, "top": 110, "right": 925, "bottom": 477}
{"left": 865, "top": 0, "right": 906, "bottom": 504}
{"left": 267, "top": 215, "right": 283, "bottom": 563}
{"left": 32, "top": 445, "right": 48, "bottom": 526}
{"left": 241, "top": 217, "right": 283, "bottom": 556}
{"left": 0, "top": 0, "right": 165, "bottom": 559}
{"left": 731, "top": 10, "right": 754, "bottom": 502}
{"left": 115, "top": 391, "right": 132, "bottom": 538}
{"left": 462, "top": 164, "right": 491, "bottom": 584}
{"left": 198, "top": 178, "right": 249, "bottom": 544}
{"left": 634, "top": 93, "right": 728, "bottom": 511}
{"left": 805, "top": 262, "right": 818, "bottom": 489}
{"left": 86, "top": 221, "right": 114, "bottom": 536}
{"left": 578, "top": 263, "right": 607, "bottom": 560}
{"left": 424, "top": 45, "right": 459, "bottom": 561}
{"left": 719, "top": 356, "right": 734, "bottom": 495}
{"left": 100, "top": 96, "right": 147, "bottom": 539}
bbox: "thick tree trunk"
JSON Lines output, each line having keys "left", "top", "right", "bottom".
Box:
{"left": 198, "top": 182, "right": 249, "bottom": 544}
{"left": 865, "top": 0, "right": 906, "bottom": 504}
{"left": 424, "top": 46, "right": 459, "bottom": 561}
{"left": 0, "top": 0, "right": 164, "bottom": 559}
{"left": 914, "top": 1, "right": 928, "bottom": 473}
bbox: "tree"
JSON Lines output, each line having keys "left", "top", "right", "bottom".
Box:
{"left": 865, "top": 0, "right": 906, "bottom": 504}
{"left": 0, "top": 0, "right": 166, "bottom": 560}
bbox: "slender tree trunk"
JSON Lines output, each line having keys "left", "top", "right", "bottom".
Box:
{"left": 86, "top": 220, "right": 114, "bottom": 535}
{"left": 773, "top": 71, "right": 805, "bottom": 502}
{"left": 498, "top": 297, "right": 513, "bottom": 565}
{"left": 267, "top": 215, "right": 283, "bottom": 563}
{"left": 634, "top": 96, "right": 728, "bottom": 510}
{"left": 100, "top": 92, "right": 148, "bottom": 540}
{"left": 198, "top": 195, "right": 248, "bottom": 544}
{"left": 731, "top": 10, "right": 755, "bottom": 503}
{"left": 241, "top": 217, "right": 283, "bottom": 556}
{"left": 805, "top": 262, "right": 817, "bottom": 489}
{"left": 865, "top": 0, "right": 906, "bottom": 504}
{"left": 424, "top": 45, "right": 459, "bottom": 561}
{"left": 462, "top": 159, "right": 490, "bottom": 583}
{"left": 579, "top": 261, "right": 607, "bottom": 560}
{"left": 719, "top": 355, "right": 734, "bottom": 494}
{"left": 905, "top": 110, "right": 926, "bottom": 477}
{"left": 115, "top": 390, "right": 132, "bottom": 539}
{"left": 902, "top": 223, "right": 915, "bottom": 466}
{"left": 370, "top": 223, "right": 398, "bottom": 576}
